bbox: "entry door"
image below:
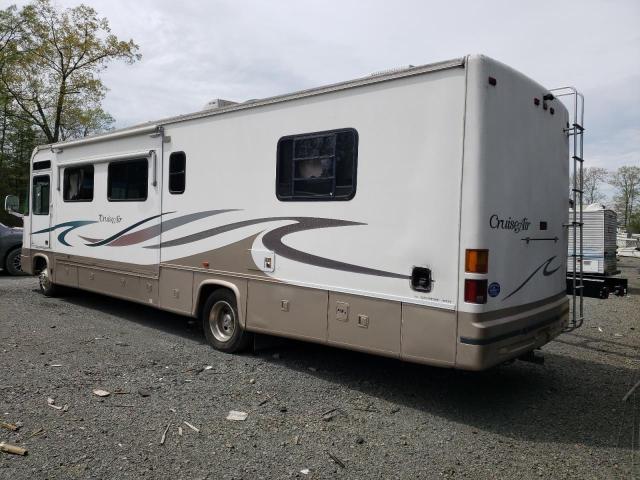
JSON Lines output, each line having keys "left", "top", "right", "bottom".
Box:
{"left": 31, "top": 174, "right": 51, "bottom": 249}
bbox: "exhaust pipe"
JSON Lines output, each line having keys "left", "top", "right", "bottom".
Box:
{"left": 518, "top": 350, "right": 544, "bottom": 365}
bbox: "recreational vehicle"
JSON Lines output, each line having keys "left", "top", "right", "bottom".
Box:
{"left": 567, "top": 204, "right": 617, "bottom": 275}
{"left": 9, "top": 55, "right": 580, "bottom": 370}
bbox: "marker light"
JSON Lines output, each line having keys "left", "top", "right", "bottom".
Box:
{"left": 488, "top": 76, "right": 497, "bottom": 86}
{"left": 465, "top": 279, "right": 488, "bottom": 304}
{"left": 465, "top": 249, "right": 489, "bottom": 273}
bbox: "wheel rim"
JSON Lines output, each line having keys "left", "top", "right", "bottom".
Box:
{"left": 39, "top": 269, "right": 50, "bottom": 292}
{"left": 209, "top": 300, "right": 235, "bottom": 342}
{"left": 12, "top": 252, "right": 21, "bottom": 272}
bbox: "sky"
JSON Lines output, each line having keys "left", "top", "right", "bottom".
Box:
{"left": 9, "top": 0, "right": 640, "bottom": 189}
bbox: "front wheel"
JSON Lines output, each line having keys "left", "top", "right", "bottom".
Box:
{"left": 38, "top": 267, "right": 59, "bottom": 297}
{"left": 201, "top": 289, "right": 252, "bottom": 353}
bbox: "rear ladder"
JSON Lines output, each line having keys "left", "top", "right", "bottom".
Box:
{"left": 551, "top": 86, "right": 584, "bottom": 331}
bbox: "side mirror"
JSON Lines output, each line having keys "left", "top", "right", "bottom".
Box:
{"left": 4, "top": 195, "right": 19, "bottom": 212}
{"left": 4, "top": 195, "right": 23, "bottom": 218}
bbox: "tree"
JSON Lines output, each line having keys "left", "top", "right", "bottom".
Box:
{"left": 629, "top": 211, "right": 640, "bottom": 234}
{"left": 610, "top": 166, "right": 640, "bottom": 228}
{"left": 571, "top": 167, "right": 608, "bottom": 205}
{"left": 0, "top": 1, "right": 138, "bottom": 226}
{"left": 1, "top": 0, "right": 140, "bottom": 144}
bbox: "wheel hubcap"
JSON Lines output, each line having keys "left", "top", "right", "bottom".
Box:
{"left": 209, "top": 301, "right": 235, "bottom": 342}
{"left": 39, "top": 270, "right": 50, "bottom": 291}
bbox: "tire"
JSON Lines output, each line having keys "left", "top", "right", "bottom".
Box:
{"left": 38, "top": 266, "right": 59, "bottom": 297}
{"left": 201, "top": 289, "right": 252, "bottom": 353}
{"left": 5, "top": 248, "right": 23, "bottom": 276}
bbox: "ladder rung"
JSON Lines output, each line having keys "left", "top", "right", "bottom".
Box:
{"left": 571, "top": 188, "right": 583, "bottom": 193}
{"left": 569, "top": 254, "right": 583, "bottom": 257}
{"left": 572, "top": 156, "right": 584, "bottom": 162}
{"left": 572, "top": 123, "right": 584, "bottom": 131}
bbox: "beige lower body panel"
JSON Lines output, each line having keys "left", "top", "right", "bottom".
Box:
{"left": 159, "top": 268, "right": 194, "bottom": 314}
{"left": 78, "top": 267, "right": 159, "bottom": 306}
{"left": 246, "top": 281, "right": 328, "bottom": 342}
{"left": 26, "top": 248, "right": 569, "bottom": 371}
{"left": 401, "top": 304, "right": 456, "bottom": 367}
{"left": 328, "top": 292, "right": 402, "bottom": 358}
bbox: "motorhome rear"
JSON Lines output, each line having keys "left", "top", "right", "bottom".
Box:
{"left": 17, "top": 55, "right": 572, "bottom": 370}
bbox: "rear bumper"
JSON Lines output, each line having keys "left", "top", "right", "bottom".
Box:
{"left": 455, "top": 293, "right": 569, "bottom": 370}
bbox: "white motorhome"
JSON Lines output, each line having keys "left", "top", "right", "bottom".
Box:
{"left": 15, "top": 55, "right": 576, "bottom": 370}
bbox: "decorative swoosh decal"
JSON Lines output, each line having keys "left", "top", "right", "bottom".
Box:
{"left": 32, "top": 211, "right": 408, "bottom": 279}
{"left": 146, "top": 217, "right": 298, "bottom": 249}
{"left": 101, "top": 209, "right": 239, "bottom": 247}
{"left": 262, "top": 219, "right": 410, "bottom": 279}
{"left": 85, "top": 212, "right": 174, "bottom": 247}
{"left": 33, "top": 220, "right": 98, "bottom": 247}
{"left": 151, "top": 215, "right": 409, "bottom": 279}
{"left": 502, "top": 256, "right": 561, "bottom": 301}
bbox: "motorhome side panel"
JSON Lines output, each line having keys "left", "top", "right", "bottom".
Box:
{"left": 455, "top": 55, "right": 570, "bottom": 369}
{"left": 159, "top": 68, "right": 467, "bottom": 360}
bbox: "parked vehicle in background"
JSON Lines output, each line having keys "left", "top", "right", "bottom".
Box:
{"left": 0, "top": 222, "right": 23, "bottom": 275}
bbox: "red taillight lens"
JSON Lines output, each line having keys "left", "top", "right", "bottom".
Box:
{"left": 464, "top": 279, "right": 488, "bottom": 304}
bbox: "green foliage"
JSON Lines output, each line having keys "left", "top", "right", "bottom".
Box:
{"left": 610, "top": 166, "right": 640, "bottom": 229}
{"left": 0, "top": 0, "right": 140, "bottom": 226}
{"left": 1, "top": 0, "right": 140, "bottom": 143}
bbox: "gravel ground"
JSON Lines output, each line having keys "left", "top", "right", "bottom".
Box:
{"left": 1, "top": 259, "right": 639, "bottom": 479}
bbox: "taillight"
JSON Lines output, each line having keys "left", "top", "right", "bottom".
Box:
{"left": 465, "top": 279, "right": 488, "bottom": 304}
{"left": 465, "top": 249, "right": 489, "bottom": 273}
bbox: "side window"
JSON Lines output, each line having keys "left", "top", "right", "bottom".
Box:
{"left": 63, "top": 165, "right": 94, "bottom": 202}
{"left": 108, "top": 159, "right": 148, "bottom": 201}
{"left": 32, "top": 175, "right": 50, "bottom": 215}
{"left": 276, "top": 128, "right": 358, "bottom": 201}
{"left": 169, "top": 151, "right": 186, "bottom": 194}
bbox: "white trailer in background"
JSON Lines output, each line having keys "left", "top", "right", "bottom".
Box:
{"left": 12, "top": 54, "right": 581, "bottom": 370}
{"left": 565, "top": 204, "right": 628, "bottom": 298}
{"left": 568, "top": 204, "right": 617, "bottom": 275}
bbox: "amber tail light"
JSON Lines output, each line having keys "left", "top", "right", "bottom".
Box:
{"left": 464, "top": 279, "right": 488, "bottom": 304}
{"left": 465, "top": 249, "right": 489, "bottom": 273}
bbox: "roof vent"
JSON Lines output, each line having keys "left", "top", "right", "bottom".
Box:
{"left": 203, "top": 98, "right": 238, "bottom": 110}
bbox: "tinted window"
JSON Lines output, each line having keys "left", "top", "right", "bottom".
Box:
{"left": 32, "top": 175, "right": 50, "bottom": 215}
{"left": 169, "top": 151, "right": 186, "bottom": 194}
{"left": 276, "top": 128, "right": 357, "bottom": 201}
{"left": 108, "top": 159, "right": 148, "bottom": 201}
{"left": 63, "top": 165, "right": 94, "bottom": 202}
{"left": 33, "top": 160, "right": 51, "bottom": 170}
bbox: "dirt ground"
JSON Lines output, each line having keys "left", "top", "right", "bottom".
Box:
{"left": 0, "top": 258, "right": 638, "bottom": 479}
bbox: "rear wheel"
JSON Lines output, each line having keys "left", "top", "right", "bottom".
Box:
{"left": 201, "top": 289, "right": 252, "bottom": 353}
{"left": 5, "top": 248, "right": 22, "bottom": 276}
{"left": 38, "top": 266, "right": 59, "bottom": 297}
